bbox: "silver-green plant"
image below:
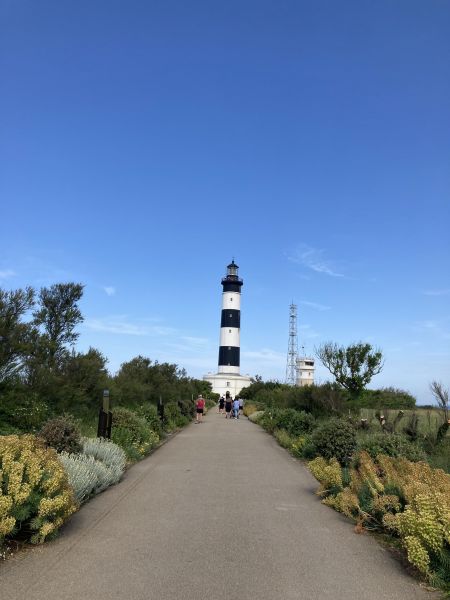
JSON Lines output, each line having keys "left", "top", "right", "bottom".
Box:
{"left": 81, "top": 437, "right": 126, "bottom": 483}
{"left": 58, "top": 452, "right": 115, "bottom": 504}
{"left": 248, "top": 410, "right": 264, "bottom": 423}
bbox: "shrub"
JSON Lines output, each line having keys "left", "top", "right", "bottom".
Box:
{"left": 308, "top": 451, "right": 450, "bottom": 589}
{"left": 0, "top": 435, "right": 76, "bottom": 546}
{"left": 135, "top": 404, "right": 163, "bottom": 437}
{"left": 353, "top": 388, "right": 416, "bottom": 410}
{"left": 248, "top": 410, "right": 264, "bottom": 423}
{"left": 205, "top": 399, "right": 216, "bottom": 410}
{"left": 111, "top": 407, "right": 159, "bottom": 460}
{"left": 311, "top": 418, "right": 357, "bottom": 464}
{"left": 274, "top": 408, "right": 316, "bottom": 436}
{"left": 273, "top": 429, "right": 294, "bottom": 449}
{"left": 243, "top": 403, "right": 259, "bottom": 417}
{"left": 290, "top": 435, "right": 309, "bottom": 458}
{"left": 81, "top": 437, "right": 126, "bottom": 481}
{"left": 357, "top": 433, "right": 426, "bottom": 462}
{"left": 39, "top": 414, "right": 82, "bottom": 454}
{"left": 164, "top": 402, "right": 188, "bottom": 430}
{"left": 308, "top": 456, "right": 343, "bottom": 496}
{"left": 58, "top": 452, "right": 116, "bottom": 504}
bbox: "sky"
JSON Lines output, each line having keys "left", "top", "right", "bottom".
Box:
{"left": 1, "top": 0, "right": 449, "bottom": 404}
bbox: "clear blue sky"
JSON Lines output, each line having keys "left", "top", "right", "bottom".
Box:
{"left": 1, "top": 1, "right": 449, "bottom": 403}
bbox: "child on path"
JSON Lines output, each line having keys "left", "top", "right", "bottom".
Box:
{"left": 218, "top": 396, "right": 225, "bottom": 414}
{"left": 233, "top": 397, "right": 240, "bottom": 419}
{"left": 195, "top": 394, "right": 205, "bottom": 423}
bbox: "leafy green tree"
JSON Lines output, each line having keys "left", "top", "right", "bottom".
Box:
{"left": 316, "top": 341, "right": 383, "bottom": 401}
{"left": 33, "top": 283, "right": 84, "bottom": 368}
{"left": 0, "top": 286, "right": 35, "bottom": 383}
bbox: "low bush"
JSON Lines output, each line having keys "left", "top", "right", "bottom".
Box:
{"left": 351, "top": 388, "right": 416, "bottom": 410}
{"left": 81, "top": 437, "right": 126, "bottom": 481}
{"left": 274, "top": 408, "right": 316, "bottom": 436}
{"left": 308, "top": 452, "right": 450, "bottom": 590}
{"left": 357, "top": 432, "right": 426, "bottom": 462}
{"left": 243, "top": 403, "right": 259, "bottom": 417}
{"left": 58, "top": 452, "right": 116, "bottom": 504}
{"left": 290, "top": 435, "right": 310, "bottom": 458}
{"left": 0, "top": 435, "right": 76, "bottom": 547}
{"left": 164, "top": 402, "right": 189, "bottom": 430}
{"left": 111, "top": 407, "right": 159, "bottom": 461}
{"left": 311, "top": 418, "right": 357, "bottom": 465}
{"left": 273, "top": 429, "right": 294, "bottom": 449}
{"left": 135, "top": 404, "right": 163, "bottom": 437}
{"left": 39, "top": 414, "right": 82, "bottom": 454}
{"left": 248, "top": 410, "right": 264, "bottom": 423}
{"left": 205, "top": 399, "right": 216, "bottom": 410}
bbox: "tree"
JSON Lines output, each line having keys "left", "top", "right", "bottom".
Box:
{"left": 33, "top": 283, "right": 84, "bottom": 367}
{"left": 316, "top": 341, "right": 384, "bottom": 401}
{"left": 430, "top": 381, "right": 449, "bottom": 423}
{"left": 0, "top": 287, "right": 35, "bottom": 383}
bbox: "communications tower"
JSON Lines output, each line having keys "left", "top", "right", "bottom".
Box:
{"left": 285, "top": 303, "right": 298, "bottom": 385}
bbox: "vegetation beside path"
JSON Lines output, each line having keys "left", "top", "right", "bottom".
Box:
{"left": 243, "top": 377, "right": 450, "bottom": 594}
{"left": 0, "top": 281, "right": 217, "bottom": 560}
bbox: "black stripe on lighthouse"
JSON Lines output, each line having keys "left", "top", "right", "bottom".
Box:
{"left": 218, "top": 346, "right": 240, "bottom": 367}
{"left": 220, "top": 309, "right": 240, "bottom": 328}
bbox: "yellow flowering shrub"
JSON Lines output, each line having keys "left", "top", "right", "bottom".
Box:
{"left": 0, "top": 435, "right": 76, "bottom": 546}
{"left": 308, "top": 451, "right": 450, "bottom": 586}
{"left": 243, "top": 403, "right": 258, "bottom": 417}
{"left": 308, "top": 456, "right": 342, "bottom": 496}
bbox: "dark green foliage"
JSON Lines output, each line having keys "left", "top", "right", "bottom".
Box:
{"left": 32, "top": 283, "right": 84, "bottom": 367}
{"left": 111, "top": 407, "right": 151, "bottom": 443}
{"left": 436, "top": 421, "right": 449, "bottom": 445}
{"left": 316, "top": 341, "right": 383, "bottom": 400}
{"left": 0, "top": 385, "right": 49, "bottom": 431}
{"left": 135, "top": 403, "right": 163, "bottom": 437}
{"left": 357, "top": 481, "right": 374, "bottom": 515}
{"left": 239, "top": 381, "right": 348, "bottom": 417}
{"left": 164, "top": 402, "right": 189, "bottom": 430}
{"left": 266, "top": 408, "right": 315, "bottom": 436}
{"left": 39, "top": 414, "right": 82, "bottom": 454}
{"left": 403, "top": 413, "right": 420, "bottom": 441}
{"left": 357, "top": 432, "right": 426, "bottom": 462}
{"left": 351, "top": 388, "right": 416, "bottom": 410}
{"left": 311, "top": 418, "right": 357, "bottom": 464}
{"left": 113, "top": 356, "right": 212, "bottom": 408}
{"left": 0, "top": 286, "right": 35, "bottom": 383}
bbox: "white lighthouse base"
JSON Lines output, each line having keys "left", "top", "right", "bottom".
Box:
{"left": 203, "top": 372, "right": 252, "bottom": 399}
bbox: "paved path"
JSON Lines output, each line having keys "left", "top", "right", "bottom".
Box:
{"left": 1, "top": 413, "right": 439, "bottom": 600}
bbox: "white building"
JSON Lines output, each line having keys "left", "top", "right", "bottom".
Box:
{"left": 296, "top": 357, "right": 315, "bottom": 387}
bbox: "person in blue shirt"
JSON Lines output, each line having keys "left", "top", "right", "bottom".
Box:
{"left": 232, "top": 397, "right": 240, "bottom": 419}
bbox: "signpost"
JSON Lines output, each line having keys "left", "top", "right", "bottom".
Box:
{"left": 97, "top": 389, "right": 112, "bottom": 439}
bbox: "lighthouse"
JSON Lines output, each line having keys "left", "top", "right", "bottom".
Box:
{"left": 203, "top": 260, "right": 252, "bottom": 397}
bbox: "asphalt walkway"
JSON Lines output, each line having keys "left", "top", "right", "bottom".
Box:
{"left": 0, "top": 412, "right": 439, "bottom": 599}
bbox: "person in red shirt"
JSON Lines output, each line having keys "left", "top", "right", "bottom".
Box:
{"left": 195, "top": 394, "right": 205, "bottom": 423}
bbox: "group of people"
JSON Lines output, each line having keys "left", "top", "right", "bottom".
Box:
{"left": 194, "top": 391, "right": 244, "bottom": 424}
{"left": 218, "top": 391, "right": 243, "bottom": 419}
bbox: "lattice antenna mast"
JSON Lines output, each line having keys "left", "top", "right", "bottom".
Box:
{"left": 285, "top": 303, "right": 298, "bottom": 385}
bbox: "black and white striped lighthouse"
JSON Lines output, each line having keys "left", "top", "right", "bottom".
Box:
{"left": 218, "top": 260, "right": 242, "bottom": 374}
{"left": 203, "top": 260, "right": 252, "bottom": 397}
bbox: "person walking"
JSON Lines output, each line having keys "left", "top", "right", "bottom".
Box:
{"left": 224, "top": 392, "right": 232, "bottom": 419}
{"left": 233, "top": 397, "right": 240, "bottom": 419}
{"left": 195, "top": 394, "right": 205, "bottom": 423}
{"left": 218, "top": 396, "right": 225, "bottom": 414}
{"left": 239, "top": 396, "right": 244, "bottom": 416}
